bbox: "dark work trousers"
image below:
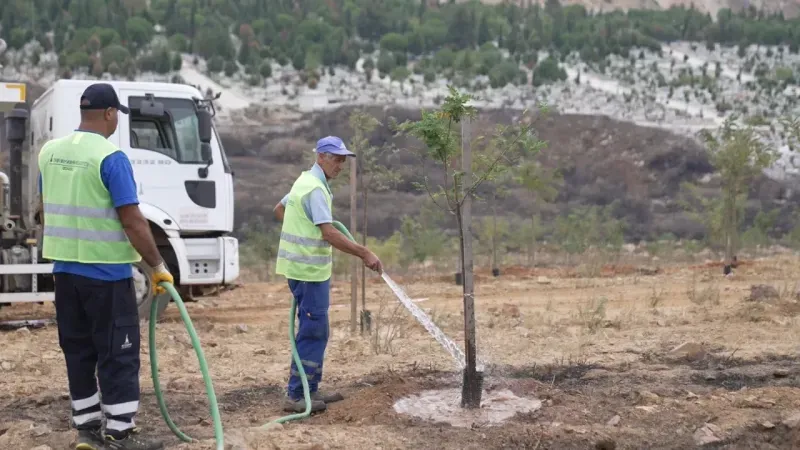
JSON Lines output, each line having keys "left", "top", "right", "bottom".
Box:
{"left": 287, "top": 278, "right": 330, "bottom": 400}
{"left": 54, "top": 273, "right": 141, "bottom": 437}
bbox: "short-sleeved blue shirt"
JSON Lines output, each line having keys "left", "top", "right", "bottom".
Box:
{"left": 39, "top": 130, "right": 139, "bottom": 281}
{"left": 280, "top": 163, "right": 333, "bottom": 225}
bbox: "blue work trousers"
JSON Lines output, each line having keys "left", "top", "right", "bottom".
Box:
{"left": 287, "top": 278, "right": 330, "bottom": 399}
{"left": 54, "top": 273, "right": 140, "bottom": 437}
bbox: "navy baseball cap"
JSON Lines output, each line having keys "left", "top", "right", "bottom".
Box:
{"left": 79, "top": 83, "right": 129, "bottom": 114}
{"left": 315, "top": 136, "right": 355, "bottom": 156}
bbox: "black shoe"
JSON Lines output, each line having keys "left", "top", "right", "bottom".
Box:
{"left": 75, "top": 427, "right": 105, "bottom": 450}
{"left": 311, "top": 390, "right": 344, "bottom": 404}
{"left": 283, "top": 395, "right": 326, "bottom": 413}
{"left": 103, "top": 428, "right": 164, "bottom": 450}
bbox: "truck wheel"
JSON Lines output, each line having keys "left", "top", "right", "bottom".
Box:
{"left": 133, "top": 261, "right": 170, "bottom": 322}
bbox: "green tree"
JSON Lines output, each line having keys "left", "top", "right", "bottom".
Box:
{"left": 514, "top": 159, "right": 562, "bottom": 265}
{"left": 696, "top": 118, "right": 779, "bottom": 269}
{"left": 168, "top": 33, "right": 189, "bottom": 52}
{"left": 101, "top": 44, "right": 132, "bottom": 72}
{"left": 259, "top": 61, "right": 273, "bottom": 78}
{"left": 362, "top": 56, "right": 375, "bottom": 82}
{"left": 532, "top": 56, "right": 567, "bottom": 86}
{"left": 224, "top": 60, "right": 238, "bottom": 77}
{"left": 348, "top": 109, "right": 401, "bottom": 324}
{"left": 394, "top": 87, "right": 547, "bottom": 407}
{"left": 782, "top": 114, "right": 800, "bottom": 151}
{"left": 379, "top": 32, "right": 408, "bottom": 53}
{"left": 125, "top": 16, "right": 154, "bottom": 49}
{"left": 376, "top": 51, "right": 396, "bottom": 77}
{"left": 207, "top": 55, "right": 224, "bottom": 73}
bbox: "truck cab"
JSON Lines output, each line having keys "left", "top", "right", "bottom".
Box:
{"left": 2, "top": 79, "right": 240, "bottom": 320}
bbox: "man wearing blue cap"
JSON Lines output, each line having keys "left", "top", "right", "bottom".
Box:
{"left": 273, "top": 136, "right": 383, "bottom": 413}
{"left": 38, "top": 82, "right": 171, "bottom": 450}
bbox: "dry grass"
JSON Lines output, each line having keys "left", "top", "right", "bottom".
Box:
{"left": 3, "top": 251, "right": 800, "bottom": 449}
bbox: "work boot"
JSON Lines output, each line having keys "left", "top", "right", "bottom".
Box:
{"left": 283, "top": 395, "right": 326, "bottom": 413}
{"left": 103, "top": 428, "right": 164, "bottom": 450}
{"left": 311, "top": 390, "right": 344, "bottom": 404}
{"left": 75, "top": 427, "right": 105, "bottom": 450}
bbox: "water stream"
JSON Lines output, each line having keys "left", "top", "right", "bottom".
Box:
{"left": 381, "top": 273, "right": 486, "bottom": 372}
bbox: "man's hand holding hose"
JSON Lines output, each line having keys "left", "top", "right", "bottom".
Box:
{"left": 151, "top": 261, "right": 174, "bottom": 294}
{"left": 362, "top": 250, "right": 383, "bottom": 274}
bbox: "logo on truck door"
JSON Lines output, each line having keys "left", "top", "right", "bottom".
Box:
{"left": 130, "top": 158, "right": 172, "bottom": 165}
{"left": 179, "top": 208, "right": 210, "bottom": 225}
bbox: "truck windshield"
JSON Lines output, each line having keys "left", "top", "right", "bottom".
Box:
{"left": 128, "top": 96, "right": 205, "bottom": 164}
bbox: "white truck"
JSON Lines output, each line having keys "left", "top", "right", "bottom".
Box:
{"left": 0, "top": 79, "right": 240, "bottom": 321}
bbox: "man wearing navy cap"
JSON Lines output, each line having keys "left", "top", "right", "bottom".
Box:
{"left": 38, "top": 82, "right": 171, "bottom": 450}
{"left": 273, "top": 136, "right": 383, "bottom": 413}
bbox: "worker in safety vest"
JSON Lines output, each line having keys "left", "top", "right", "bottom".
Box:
{"left": 38, "top": 83, "right": 172, "bottom": 450}
{"left": 273, "top": 136, "right": 383, "bottom": 413}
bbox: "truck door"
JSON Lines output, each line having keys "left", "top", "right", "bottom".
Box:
{"left": 119, "top": 91, "right": 227, "bottom": 232}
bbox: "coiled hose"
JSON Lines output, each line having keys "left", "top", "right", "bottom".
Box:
{"left": 150, "top": 281, "right": 224, "bottom": 450}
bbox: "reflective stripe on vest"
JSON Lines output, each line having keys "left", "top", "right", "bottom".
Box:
{"left": 275, "top": 171, "right": 333, "bottom": 282}
{"left": 39, "top": 132, "right": 140, "bottom": 264}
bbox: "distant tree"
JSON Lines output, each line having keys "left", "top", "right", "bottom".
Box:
{"left": 259, "top": 61, "right": 273, "bottom": 78}
{"left": 168, "top": 34, "right": 189, "bottom": 52}
{"left": 376, "top": 51, "right": 396, "bottom": 77}
{"left": 379, "top": 33, "right": 408, "bottom": 53}
{"left": 362, "top": 56, "right": 375, "bottom": 82}
{"left": 782, "top": 114, "right": 800, "bottom": 151}
{"left": 348, "top": 109, "right": 400, "bottom": 317}
{"left": 696, "top": 118, "right": 779, "bottom": 271}
{"left": 4, "top": 0, "right": 800, "bottom": 92}
{"left": 514, "top": 159, "right": 562, "bottom": 265}
{"left": 224, "top": 60, "right": 237, "bottom": 77}
{"left": 101, "top": 44, "right": 132, "bottom": 72}
{"left": 126, "top": 17, "right": 154, "bottom": 49}
{"left": 207, "top": 55, "right": 224, "bottom": 73}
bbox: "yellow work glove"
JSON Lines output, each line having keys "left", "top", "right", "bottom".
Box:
{"left": 151, "top": 261, "right": 174, "bottom": 295}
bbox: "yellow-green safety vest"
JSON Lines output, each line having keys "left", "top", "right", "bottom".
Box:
{"left": 39, "top": 131, "right": 140, "bottom": 264}
{"left": 275, "top": 170, "right": 333, "bottom": 282}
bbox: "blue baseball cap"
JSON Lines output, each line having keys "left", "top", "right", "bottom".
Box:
{"left": 80, "top": 83, "right": 129, "bottom": 114}
{"left": 315, "top": 136, "right": 355, "bottom": 157}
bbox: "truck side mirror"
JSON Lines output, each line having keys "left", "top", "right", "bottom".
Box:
{"left": 201, "top": 142, "right": 212, "bottom": 161}
{"left": 197, "top": 109, "right": 212, "bottom": 144}
{"left": 5, "top": 108, "right": 28, "bottom": 144}
{"left": 198, "top": 142, "right": 213, "bottom": 179}
{"left": 140, "top": 94, "right": 164, "bottom": 117}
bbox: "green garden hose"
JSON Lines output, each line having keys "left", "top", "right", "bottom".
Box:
{"left": 265, "top": 220, "right": 356, "bottom": 426}
{"left": 264, "top": 297, "right": 313, "bottom": 425}
{"left": 150, "top": 281, "right": 224, "bottom": 450}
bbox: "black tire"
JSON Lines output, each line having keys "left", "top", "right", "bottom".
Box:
{"left": 132, "top": 260, "right": 170, "bottom": 322}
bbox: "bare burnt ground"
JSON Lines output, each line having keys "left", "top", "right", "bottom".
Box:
{"left": 3, "top": 350, "right": 799, "bottom": 450}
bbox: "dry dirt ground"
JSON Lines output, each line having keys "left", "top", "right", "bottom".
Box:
{"left": 2, "top": 256, "right": 800, "bottom": 449}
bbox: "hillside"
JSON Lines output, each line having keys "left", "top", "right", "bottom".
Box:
{"left": 219, "top": 104, "right": 799, "bottom": 245}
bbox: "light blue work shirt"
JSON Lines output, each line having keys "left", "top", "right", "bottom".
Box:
{"left": 280, "top": 163, "right": 333, "bottom": 225}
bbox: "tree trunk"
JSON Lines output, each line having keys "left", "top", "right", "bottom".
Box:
{"left": 350, "top": 153, "right": 358, "bottom": 333}
{"left": 459, "top": 118, "right": 480, "bottom": 409}
{"left": 724, "top": 192, "right": 735, "bottom": 265}
{"left": 361, "top": 189, "right": 368, "bottom": 312}
{"left": 491, "top": 200, "right": 498, "bottom": 272}
{"left": 529, "top": 214, "right": 536, "bottom": 267}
